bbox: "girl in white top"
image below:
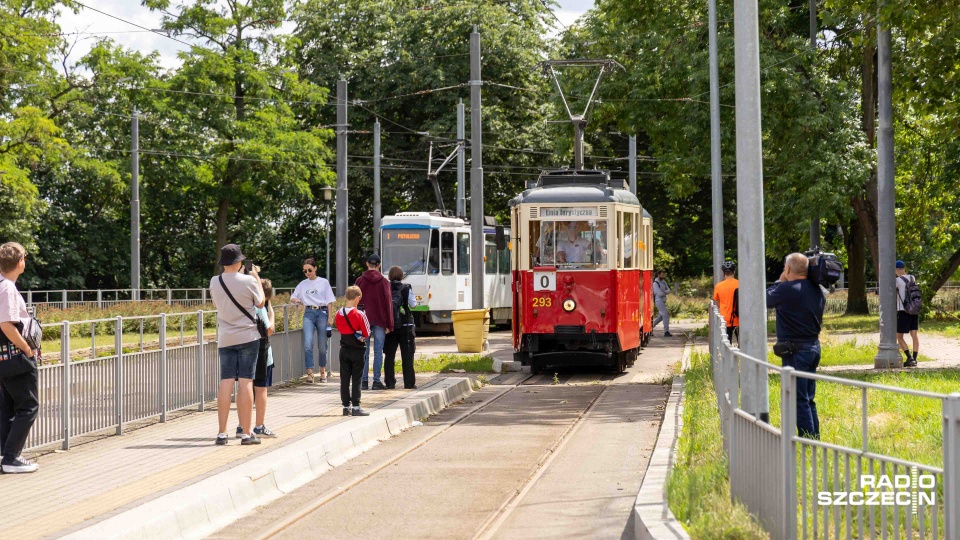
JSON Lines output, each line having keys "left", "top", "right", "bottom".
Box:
{"left": 290, "top": 258, "right": 336, "bottom": 382}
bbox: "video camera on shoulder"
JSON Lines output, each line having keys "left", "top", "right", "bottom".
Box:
{"left": 804, "top": 248, "right": 843, "bottom": 287}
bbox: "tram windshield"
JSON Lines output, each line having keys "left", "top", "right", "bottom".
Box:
{"left": 529, "top": 220, "right": 608, "bottom": 269}
{"left": 381, "top": 228, "right": 430, "bottom": 275}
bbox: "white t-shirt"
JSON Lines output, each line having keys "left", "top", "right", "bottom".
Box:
{"left": 896, "top": 274, "right": 915, "bottom": 312}
{"left": 556, "top": 237, "right": 586, "bottom": 263}
{"left": 292, "top": 277, "right": 336, "bottom": 308}
{"left": 0, "top": 277, "right": 28, "bottom": 326}
{"left": 210, "top": 272, "right": 264, "bottom": 348}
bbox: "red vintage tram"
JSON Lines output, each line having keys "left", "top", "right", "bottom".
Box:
{"left": 509, "top": 169, "right": 654, "bottom": 373}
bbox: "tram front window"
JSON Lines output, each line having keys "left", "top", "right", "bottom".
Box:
{"left": 381, "top": 229, "right": 430, "bottom": 275}
{"left": 530, "top": 220, "right": 607, "bottom": 269}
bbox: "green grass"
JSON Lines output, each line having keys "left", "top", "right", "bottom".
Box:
{"left": 413, "top": 353, "right": 495, "bottom": 373}
{"left": 666, "top": 352, "right": 769, "bottom": 539}
{"left": 765, "top": 337, "right": 934, "bottom": 367}
{"left": 822, "top": 313, "right": 960, "bottom": 337}
{"left": 41, "top": 331, "right": 219, "bottom": 360}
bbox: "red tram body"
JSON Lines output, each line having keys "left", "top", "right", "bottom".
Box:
{"left": 510, "top": 170, "right": 654, "bottom": 373}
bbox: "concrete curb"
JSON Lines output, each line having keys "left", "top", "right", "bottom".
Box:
{"left": 632, "top": 342, "right": 692, "bottom": 540}
{"left": 64, "top": 377, "right": 474, "bottom": 540}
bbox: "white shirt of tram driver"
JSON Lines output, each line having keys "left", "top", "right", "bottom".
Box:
{"left": 556, "top": 236, "right": 586, "bottom": 263}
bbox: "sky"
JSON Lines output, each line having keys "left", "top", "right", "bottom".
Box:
{"left": 54, "top": 1, "right": 596, "bottom": 70}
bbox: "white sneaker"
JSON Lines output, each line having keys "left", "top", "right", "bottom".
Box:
{"left": 2, "top": 456, "right": 39, "bottom": 474}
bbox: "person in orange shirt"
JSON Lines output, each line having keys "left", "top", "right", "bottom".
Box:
{"left": 713, "top": 261, "right": 740, "bottom": 345}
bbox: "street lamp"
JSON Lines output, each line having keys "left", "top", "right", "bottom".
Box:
{"left": 321, "top": 186, "right": 335, "bottom": 289}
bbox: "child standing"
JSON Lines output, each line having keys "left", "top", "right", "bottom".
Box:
{"left": 335, "top": 286, "right": 371, "bottom": 417}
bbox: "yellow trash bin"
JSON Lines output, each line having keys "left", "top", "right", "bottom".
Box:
{"left": 452, "top": 309, "right": 490, "bottom": 353}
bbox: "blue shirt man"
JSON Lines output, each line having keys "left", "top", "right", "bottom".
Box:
{"left": 766, "top": 253, "right": 825, "bottom": 440}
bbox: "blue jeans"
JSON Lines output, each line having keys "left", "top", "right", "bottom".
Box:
{"left": 219, "top": 340, "right": 260, "bottom": 380}
{"left": 303, "top": 308, "right": 329, "bottom": 369}
{"left": 783, "top": 341, "right": 821, "bottom": 439}
{"left": 362, "top": 325, "right": 387, "bottom": 383}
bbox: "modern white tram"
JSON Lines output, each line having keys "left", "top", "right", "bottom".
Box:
{"left": 380, "top": 212, "right": 512, "bottom": 331}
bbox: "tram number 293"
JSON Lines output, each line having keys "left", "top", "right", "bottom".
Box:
{"left": 533, "top": 271, "right": 556, "bottom": 292}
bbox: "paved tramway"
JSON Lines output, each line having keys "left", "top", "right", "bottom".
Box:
{"left": 214, "top": 330, "right": 690, "bottom": 540}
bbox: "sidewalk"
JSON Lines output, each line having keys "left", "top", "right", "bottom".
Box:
{"left": 11, "top": 374, "right": 445, "bottom": 539}
{"left": 825, "top": 331, "right": 960, "bottom": 372}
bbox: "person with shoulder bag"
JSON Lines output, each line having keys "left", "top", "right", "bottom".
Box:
{"left": 0, "top": 242, "right": 40, "bottom": 473}
{"left": 383, "top": 266, "right": 418, "bottom": 390}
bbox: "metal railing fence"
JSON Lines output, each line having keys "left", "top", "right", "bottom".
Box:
{"left": 26, "top": 304, "right": 314, "bottom": 452}
{"left": 709, "top": 302, "right": 960, "bottom": 539}
{"left": 22, "top": 288, "right": 296, "bottom": 310}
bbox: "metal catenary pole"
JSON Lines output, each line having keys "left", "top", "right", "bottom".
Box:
{"left": 709, "top": 0, "right": 724, "bottom": 285}
{"left": 628, "top": 135, "right": 637, "bottom": 196}
{"left": 373, "top": 119, "right": 381, "bottom": 254}
{"left": 809, "top": 0, "right": 821, "bottom": 251}
{"left": 874, "top": 12, "right": 900, "bottom": 368}
{"left": 131, "top": 107, "right": 140, "bottom": 301}
{"left": 733, "top": 0, "right": 769, "bottom": 421}
{"left": 336, "top": 80, "right": 349, "bottom": 293}
{"left": 469, "top": 27, "right": 485, "bottom": 309}
{"left": 457, "top": 99, "right": 466, "bottom": 218}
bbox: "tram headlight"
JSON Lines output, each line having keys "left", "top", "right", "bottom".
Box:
{"left": 562, "top": 298, "right": 576, "bottom": 312}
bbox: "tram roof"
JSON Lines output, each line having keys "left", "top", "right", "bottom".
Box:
{"left": 509, "top": 169, "right": 641, "bottom": 206}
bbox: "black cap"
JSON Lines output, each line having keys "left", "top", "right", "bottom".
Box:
{"left": 218, "top": 244, "right": 245, "bottom": 266}
{"left": 366, "top": 253, "right": 381, "bottom": 266}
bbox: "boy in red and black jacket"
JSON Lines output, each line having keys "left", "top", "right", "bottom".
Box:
{"left": 335, "top": 286, "right": 372, "bottom": 416}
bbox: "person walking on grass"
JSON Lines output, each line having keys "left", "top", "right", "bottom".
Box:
{"left": 290, "top": 258, "right": 335, "bottom": 383}
{"left": 767, "top": 253, "right": 826, "bottom": 440}
{"left": 652, "top": 270, "right": 672, "bottom": 337}
{"left": 236, "top": 278, "right": 278, "bottom": 439}
{"left": 713, "top": 261, "right": 740, "bottom": 346}
{"left": 896, "top": 260, "right": 921, "bottom": 367}
{"left": 210, "top": 244, "right": 265, "bottom": 446}
{"left": 0, "top": 243, "right": 39, "bottom": 473}
{"left": 355, "top": 254, "right": 394, "bottom": 390}
{"left": 384, "top": 266, "right": 418, "bottom": 390}
{"left": 335, "top": 286, "right": 371, "bottom": 417}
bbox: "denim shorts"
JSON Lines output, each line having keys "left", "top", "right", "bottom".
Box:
{"left": 219, "top": 340, "right": 260, "bottom": 380}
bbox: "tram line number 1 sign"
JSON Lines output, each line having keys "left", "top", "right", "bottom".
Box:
{"left": 534, "top": 271, "right": 556, "bottom": 292}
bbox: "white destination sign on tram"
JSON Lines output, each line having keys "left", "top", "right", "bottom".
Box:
{"left": 533, "top": 270, "right": 556, "bottom": 291}
{"left": 540, "top": 207, "right": 598, "bottom": 218}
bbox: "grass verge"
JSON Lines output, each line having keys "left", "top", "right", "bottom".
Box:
{"left": 413, "top": 353, "right": 495, "bottom": 373}
{"left": 822, "top": 313, "right": 960, "bottom": 338}
{"left": 666, "top": 351, "right": 769, "bottom": 539}
{"left": 765, "top": 337, "right": 934, "bottom": 368}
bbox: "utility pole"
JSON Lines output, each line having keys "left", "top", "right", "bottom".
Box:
{"left": 709, "top": 0, "right": 724, "bottom": 286}
{"left": 628, "top": 135, "right": 637, "bottom": 195}
{"left": 469, "top": 27, "right": 485, "bottom": 310}
{"left": 457, "top": 99, "right": 466, "bottom": 217}
{"left": 809, "top": 0, "right": 820, "bottom": 251}
{"left": 336, "top": 80, "right": 349, "bottom": 292}
{"left": 874, "top": 10, "right": 900, "bottom": 368}
{"left": 373, "top": 119, "right": 381, "bottom": 254}
{"left": 131, "top": 107, "right": 140, "bottom": 300}
{"left": 733, "top": 0, "right": 769, "bottom": 421}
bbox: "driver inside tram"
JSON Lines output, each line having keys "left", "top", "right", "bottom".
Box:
{"left": 556, "top": 222, "right": 587, "bottom": 263}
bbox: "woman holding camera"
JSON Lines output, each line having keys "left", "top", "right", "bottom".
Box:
{"left": 291, "top": 258, "right": 335, "bottom": 383}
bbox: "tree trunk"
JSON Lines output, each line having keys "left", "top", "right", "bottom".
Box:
{"left": 845, "top": 217, "right": 870, "bottom": 314}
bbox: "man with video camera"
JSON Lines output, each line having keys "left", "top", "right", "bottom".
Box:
{"left": 766, "top": 252, "right": 827, "bottom": 440}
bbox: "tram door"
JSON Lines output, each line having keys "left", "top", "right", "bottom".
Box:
{"left": 456, "top": 231, "right": 471, "bottom": 310}
{"left": 484, "top": 234, "right": 499, "bottom": 310}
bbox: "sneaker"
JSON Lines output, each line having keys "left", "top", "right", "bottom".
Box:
{"left": 343, "top": 406, "right": 352, "bottom": 416}
{"left": 663, "top": 332, "right": 673, "bottom": 337}
{"left": 361, "top": 381, "right": 369, "bottom": 390}
{"left": 215, "top": 433, "right": 229, "bottom": 446}
{"left": 906, "top": 359, "right": 918, "bottom": 368}
{"left": 253, "top": 425, "right": 277, "bottom": 438}
{"left": 372, "top": 381, "right": 386, "bottom": 390}
{"left": 241, "top": 434, "right": 261, "bottom": 445}
{"left": 321, "top": 373, "right": 328, "bottom": 383}
{"left": 352, "top": 407, "right": 370, "bottom": 417}
{"left": 236, "top": 426, "right": 243, "bottom": 438}
{"left": 1, "top": 456, "right": 39, "bottom": 474}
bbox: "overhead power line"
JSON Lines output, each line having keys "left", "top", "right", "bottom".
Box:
{"left": 70, "top": 1, "right": 198, "bottom": 50}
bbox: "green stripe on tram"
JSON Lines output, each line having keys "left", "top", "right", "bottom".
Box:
{"left": 412, "top": 305, "right": 430, "bottom": 312}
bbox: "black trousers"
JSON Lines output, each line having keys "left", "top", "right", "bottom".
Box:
{"left": 384, "top": 327, "right": 416, "bottom": 389}
{"left": 339, "top": 346, "right": 365, "bottom": 407}
{"left": 0, "top": 364, "right": 39, "bottom": 460}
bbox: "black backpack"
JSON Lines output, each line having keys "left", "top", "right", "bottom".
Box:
{"left": 391, "top": 282, "right": 413, "bottom": 328}
{"left": 899, "top": 275, "right": 923, "bottom": 315}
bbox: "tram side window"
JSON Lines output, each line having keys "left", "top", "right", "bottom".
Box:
{"left": 529, "top": 220, "right": 557, "bottom": 268}
{"left": 485, "top": 234, "right": 497, "bottom": 274}
{"left": 428, "top": 230, "right": 440, "bottom": 274}
{"left": 457, "top": 232, "right": 470, "bottom": 274}
{"left": 623, "top": 212, "right": 634, "bottom": 269}
{"left": 499, "top": 239, "right": 511, "bottom": 274}
{"left": 441, "top": 232, "right": 454, "bottom": 275}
